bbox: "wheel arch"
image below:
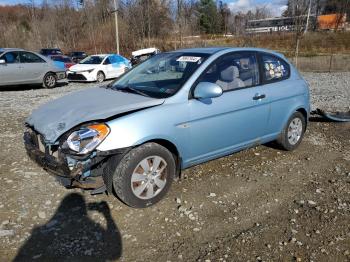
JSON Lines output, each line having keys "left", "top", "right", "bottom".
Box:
{"left": 141, "top": 138, "right": 182, "bottom": 178}
{"left": 279, "top": 105, "right": 309, "bottom": 132}
{"left": 296, "top": 107, "right": 308, "bottom": 127}
{"left": 43, "top": 71, "right": 56, "bottom": 79}
{"left": 135, "top": 138, "right": 182, "bottom": 178}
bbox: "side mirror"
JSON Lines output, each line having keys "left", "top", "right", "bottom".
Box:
{"left": 0, "top": 59, "right": 6, "bottom": 64}
{"left": 193, "top": 82, "right": 223, "bottom": 99}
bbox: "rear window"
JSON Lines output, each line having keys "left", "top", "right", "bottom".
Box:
{"left": 261, "top": 54, "right": 290, "bottom": 82}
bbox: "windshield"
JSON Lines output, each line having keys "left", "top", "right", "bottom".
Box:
{"left": 0, "top": 52, "right": 3, "bottom": 56}
{"left": 110, "top": 52, "right": 209, "bottom": 98}
{"left": 80, "top": 56, "right": 104, "bottom": 65}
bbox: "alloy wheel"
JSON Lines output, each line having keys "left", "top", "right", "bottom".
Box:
{"left": 130, "top": 156, "right": 168, "bottom": 200}
{"left": 287, "top": 117, "right": 303, "bottom": 145}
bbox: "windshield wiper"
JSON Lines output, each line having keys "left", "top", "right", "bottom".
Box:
{"left": 113, "top": 85, "right": 150, "bottom": 97}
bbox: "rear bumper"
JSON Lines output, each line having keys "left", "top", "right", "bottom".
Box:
{"left": 55, "top": 71, "right": 66, "bottom": 80}
{"left": 23, "top": 128, "right": 129, "bottom": 192}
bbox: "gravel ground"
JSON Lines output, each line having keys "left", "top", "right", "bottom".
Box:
{"left": 0, "top": 72, "right": 349, "bottom": 261}
{"left": 304, "top": 72, "right": 350, "bottom": 111}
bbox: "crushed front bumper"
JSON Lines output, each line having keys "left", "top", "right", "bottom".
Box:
{"left": 24, "top": 128, "right": 129, "bottom": 193}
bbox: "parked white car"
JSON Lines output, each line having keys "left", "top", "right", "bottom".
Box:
{"left": 67, "top": 54, "right": 131, "bottom": 82}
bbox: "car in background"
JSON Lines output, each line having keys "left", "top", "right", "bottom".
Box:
{"left": 67, "top": 51, "right": 88, "bottom": 63}
{"left": 131, "top": 47, "right": 160, "bottom": 66}
{"left": 39, "top": 48, "right": 63, "bottom": 57}
{"left": 67, "top": 54, "right": 131, "bottom": 83}
{"left": 49, "top": 55, "right": 75, "bottom": 69}
{"left": 0, "top": 48, "right": 66, "bottom": 88}
{"left": 24, "top": 47, "right": 310, "bottom": 207}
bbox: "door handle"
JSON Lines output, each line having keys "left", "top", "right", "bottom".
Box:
{"left": 253, "top": 94, "right": 266, "bottom": 100}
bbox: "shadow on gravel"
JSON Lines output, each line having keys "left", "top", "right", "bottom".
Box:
{"left": 309, "top": 116, "right": 332, "bottom": 122}
{"left": 13, "top": 193, "right": 122, "bottom": 261}
{"left": 0, "top": 82, "right": 68, "bottom": 91}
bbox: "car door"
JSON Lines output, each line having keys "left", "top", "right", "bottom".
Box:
{"left": 18, "top": 51, "right": 48, "bottom": 83}
{"left": 0, "top": 51, "right": 21, "bottom": 85}
{"left": 187, "top": 52, "right": 270, "bottom": 165}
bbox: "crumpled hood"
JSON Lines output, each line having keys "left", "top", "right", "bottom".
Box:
{"left": 69, "top": 64, "right": 97, "bottom": 72}
{"left": 26, "top": 87, "right": 165, "bottom": 143}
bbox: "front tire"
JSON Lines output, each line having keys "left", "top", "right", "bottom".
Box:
{"left": 112, "top": 143, "right": 175, "bottom": 208}
{"left": 96, "top": 71, "right": 105, "bottom": 83}
{"left": 277, "top": 111, "right": 306, "bottom": 151}
{"left": 43, "top": 73, "right": 57, "bottom": 88}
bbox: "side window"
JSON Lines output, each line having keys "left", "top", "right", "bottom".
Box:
{"left": 104, "top": 57, "right": 111, "bottom": 65}
{"left": 3, "top": 52, "right": 20, "bottom": 63}
{"left": 19, "top": 52, "right": 45, "bottom": 63}
{"left": 261, "top": 54, "right": 290, "bottom": 82}
{"left": 198, "top": 52, "right": 259, "bottom": 92}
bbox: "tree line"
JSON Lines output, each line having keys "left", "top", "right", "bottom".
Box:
{"left": 0, "top": 0, "right": 348, "bottom": 56}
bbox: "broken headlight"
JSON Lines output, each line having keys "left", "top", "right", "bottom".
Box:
{"left": 66, "top": 124, "right": 110, "bottom": 155}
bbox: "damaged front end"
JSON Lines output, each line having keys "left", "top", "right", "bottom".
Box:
{"left": 23, "top": 126, "right": 129, "bottom": 194}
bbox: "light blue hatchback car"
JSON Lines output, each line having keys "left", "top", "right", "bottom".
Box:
{"left": 24, "top": 47, "right": 310, "bottom": 207}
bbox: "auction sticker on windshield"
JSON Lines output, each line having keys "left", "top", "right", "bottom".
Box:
{"left": 176, "top": 56, "right": 201, "bottom": 62}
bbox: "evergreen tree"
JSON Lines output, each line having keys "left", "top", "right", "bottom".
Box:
{"left": 198, "top": 0, "right": 219, "bottom": 34}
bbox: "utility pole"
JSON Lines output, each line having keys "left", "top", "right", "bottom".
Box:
{"left": 304, "top": 0, "right": 312, "bottom": 34}
{"left": 113, "top": 0, "right": 120, "bottom": 54}
{"left": 147, "top": 0, "right": 151, "bottom": 46}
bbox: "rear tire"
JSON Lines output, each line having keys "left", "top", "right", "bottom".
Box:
{"left": 43, "top": 73, "right": 57, "bottom": 88}
{"left": 112, "top": 143, "right": 175, "bottom": 208}
{"left": 96, "top": 71, "right": 105, "bottom": 83}
{"left": 276, "top": 111, "right": 306, "bottom": 151}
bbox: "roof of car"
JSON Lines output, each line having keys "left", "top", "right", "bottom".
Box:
{"left": 91, "top": 54, "right": 108, "bottom": 57}
{"left": 0, "top": 48, "right": 25, "bottom": 52}
{"left": 132, "top": 47, "right": 159, "bottom": 57}
{"left": 173, "top": 47, "right": 230, "bottom": 54}
{"left": 40, "top": 48, "right": 61, "bottom": 50}
{"left": 170, "top": 47, "right": 285, "bottom": 58}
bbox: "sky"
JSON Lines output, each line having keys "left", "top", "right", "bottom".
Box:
{"left": 0, "top": 0, "right": 288, "bottom": 16}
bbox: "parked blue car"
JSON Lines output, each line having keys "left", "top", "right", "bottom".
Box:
{"left": 24, "top": 47, "right": 310, "bottom": 207}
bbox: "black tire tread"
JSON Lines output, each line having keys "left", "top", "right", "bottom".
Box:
{"left": 276, "top": 111, "right": 306, "bottom": 151}
{"left": 97, "top": 71, "right": 105, "bottom": 82}
{"left": 113, "top": 142, "right": 175, "bottom": 208}
{"left": 43, "top": 72, "right": 57, "bottom": 89}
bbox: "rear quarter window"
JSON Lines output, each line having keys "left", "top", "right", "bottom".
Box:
{"left": 261, "top": 54, "right": 290, "bottom": 83}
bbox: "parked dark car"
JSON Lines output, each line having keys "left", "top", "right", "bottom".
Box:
{"left": 39, "top": 48, "right": 63, "bottom": 57}
{"left": 49, "top": 55, "right": 75, "bottom": 69}
{"left": 68, "top": 51, "right": 88, "bottom": 63}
